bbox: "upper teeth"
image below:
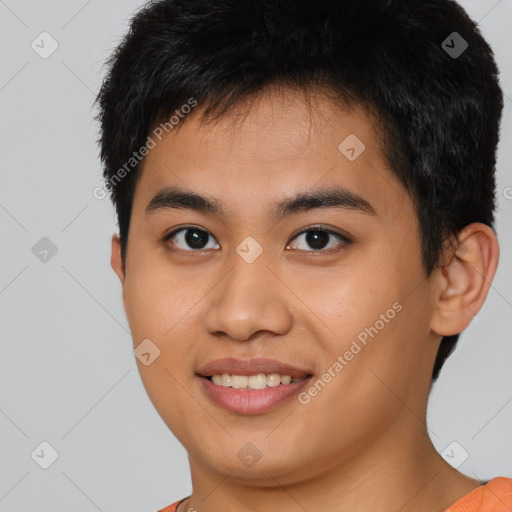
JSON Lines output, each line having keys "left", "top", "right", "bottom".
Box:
{"left": 210, "top": 373, "right": 305, "bottom": 389}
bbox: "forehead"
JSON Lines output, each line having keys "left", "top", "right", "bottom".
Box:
{"left": 133, "top": 86, "right": 412, "bottom": 223}
{"left": 165, "top": 86, "right": 380, "bottom": 164}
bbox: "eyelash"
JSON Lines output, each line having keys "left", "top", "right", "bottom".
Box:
{"left": 162, "top": 224, "right": 352, "bottom": 255}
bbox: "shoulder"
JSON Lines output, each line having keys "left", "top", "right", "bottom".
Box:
{"left": 445, "top": 477, "right": 512, "bottom": 512}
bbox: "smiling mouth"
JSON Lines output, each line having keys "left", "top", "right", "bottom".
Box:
{"left": 204, "top": 373, "right": 312, "bottom": 390}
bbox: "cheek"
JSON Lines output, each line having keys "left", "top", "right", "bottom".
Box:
{"left": 122, "top": 255, "right": 210, "bottom": 386}
{"left": 123, "top": 256, "right": 199, "bottom": 341}
{"left": 298, "top": 246, "right": 425, "bottom": 395}
{"left": 123, "top": 277, "right": 170, "bottom": 344}
{"left": 319, "top": 289, "right": 431, "bottom": 422}
{"left": 291, "top": 257, "right": 401, "bottom": 350}
{"left": 122, "top": 263, "right": 202, "bottom": 428}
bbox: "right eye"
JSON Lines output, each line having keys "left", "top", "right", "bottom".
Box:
{"left": 163, "top": 226, "right": 220, "bottom": 252}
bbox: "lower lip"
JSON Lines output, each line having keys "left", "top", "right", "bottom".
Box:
{"left": 198, "top": 376, "right": 312, "bottom": 415}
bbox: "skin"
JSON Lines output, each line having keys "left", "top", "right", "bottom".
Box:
{"left": 111, "top": 84, "right": 499, "bottom": 512}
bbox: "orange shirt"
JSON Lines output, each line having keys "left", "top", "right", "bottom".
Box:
{"left": 445, "top": 477, "right": 512, "bottom": 512}
{"left": 157, "top": 477, "right": 512, "bottom": 512}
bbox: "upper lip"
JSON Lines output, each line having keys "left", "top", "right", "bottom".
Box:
{"left": 197, "top": 357, "right": 312, "bottom": 379}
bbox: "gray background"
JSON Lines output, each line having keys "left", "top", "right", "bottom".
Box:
{"left": 0, "top": 1, "right": 511, "bottom": 511}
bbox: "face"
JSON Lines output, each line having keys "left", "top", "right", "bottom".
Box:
{"left": 112, "top": 86, "right": 441, "bottom": 485}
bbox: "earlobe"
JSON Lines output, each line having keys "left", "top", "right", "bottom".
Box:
{"left": 111, "top": 234, "right": 126, "bottom": 284}
{"left": 430, "top": 223, "right": 499, "bottom": 337}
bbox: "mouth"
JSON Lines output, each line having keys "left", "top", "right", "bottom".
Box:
{"left": 197, "top": 356, "right": 312, "bottom": 380}
{"left": 196, "top": 357, "right": 313, "bottom": 415}
{"left": 203, "top": 373, "right": 309, "bottom": 389}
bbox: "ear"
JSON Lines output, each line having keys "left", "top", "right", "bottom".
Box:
{"left": 111, "top": 233, "right": 126, "bottom": 284}
{"left": 430, "top": 223, "right": 499, "bottom": 336}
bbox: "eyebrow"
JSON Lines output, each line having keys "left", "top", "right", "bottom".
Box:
{"left": 145, "top": 185, "right": 377, "bottom": 220}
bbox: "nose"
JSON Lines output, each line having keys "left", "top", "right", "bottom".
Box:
{"left": 202, "top": 248, "right": 294, "bottom": 342}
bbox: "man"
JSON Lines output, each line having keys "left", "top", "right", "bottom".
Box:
{"left": 95, "top": 1, "right": 511, "bottom": 510}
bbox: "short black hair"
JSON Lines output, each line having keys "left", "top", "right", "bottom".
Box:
{"left": 95, "top": 0, "right": 503, "bottom": 382}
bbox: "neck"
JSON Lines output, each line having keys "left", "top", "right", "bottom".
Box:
{"left": 178, "top": 411, "right": 482, "bottom": 512}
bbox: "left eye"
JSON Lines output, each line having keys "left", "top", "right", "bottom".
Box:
{"left": 287, "top": 228, "right": 350, "bottom": 252}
